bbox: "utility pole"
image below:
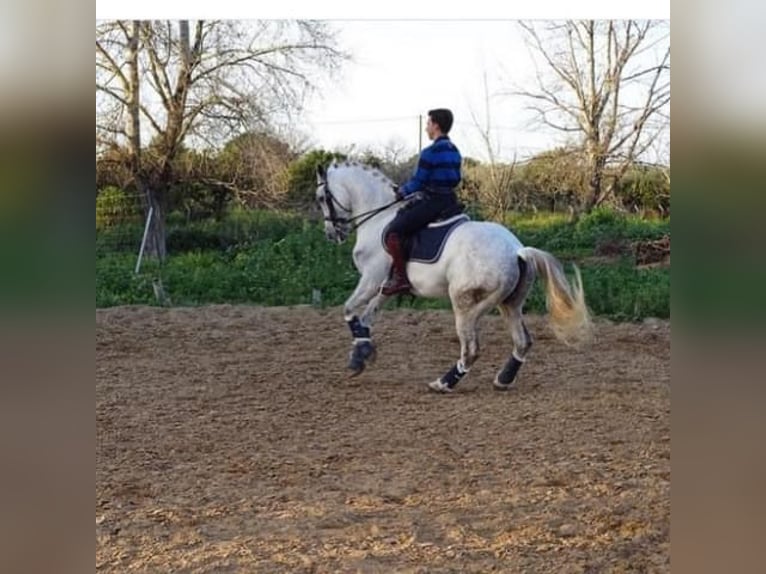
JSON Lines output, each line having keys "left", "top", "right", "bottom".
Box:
{"left": 418, "top": 114, "right": 423, "bottom": 152}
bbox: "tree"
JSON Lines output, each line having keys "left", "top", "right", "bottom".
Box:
{"left": 468, "top": 72, "right": 517, "bottom": 221}
{"left": 360, "top": 139, "right": 418, "bottom": 185}
{"left": 519, "top": 148, "right": 588, "bottom": 213}
{"left": 214, "top": 131, "right": 297, "bottom": 209}
{"left": 285, "top": 149, "right": 348, "bottom": 207}
{"left": 96, "top": 20, "right": 345, "bottom": 258}
{"left": 516, "top": 20, "right": 670, "bottom": 210}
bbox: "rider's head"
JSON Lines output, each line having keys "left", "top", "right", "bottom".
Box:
{"left": 426, "top": 108, "right": 454, "bottom": 139}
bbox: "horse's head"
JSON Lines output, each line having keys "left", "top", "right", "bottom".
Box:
{"left": 315, "top": 164, "right": 351, "bottom": 243}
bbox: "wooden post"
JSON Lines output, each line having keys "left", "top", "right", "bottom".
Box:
{"left": 418, "top": 114, "right": 423, "bottom": 152}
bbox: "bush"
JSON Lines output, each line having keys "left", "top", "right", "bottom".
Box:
{"left": 96, "top": 209, "right": 670, "bottom": 320}
{"left": 167, "top": 181, "right": 234, "bottom": 221}
{"left": 285, "top": 149, "right": 348, "bottom": 207}
{"left": 96, "top": 147, "right": 133, "bottom": 191}
{"left": 573, "top": 207, "right": 629, "bottom": 246}
{"left": 579, "top": 263, "right": 670, "bottom": 320}
{"left": 96, "top": 186, "right": 141, "bottom": 230}
{"left": 212, "top": 132, "right": 295, "bottom": 209}
{"left": 516, "top": 148, "right": 588, "bottom": 211}
{"left": 506, "top": 212, "right": 576, "bottom": 252}
{"left": 165, "top": 209, "right": 303, "bottom": 253}
{"left": 460, "top": 162, "right": 516, "bottom": 222}
{"left": 616, "top": 165, "right": 670, "bottom": 215}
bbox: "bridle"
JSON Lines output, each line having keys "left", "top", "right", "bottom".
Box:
{"left": 319, "top": 179, "right": 403, "bottom": 236}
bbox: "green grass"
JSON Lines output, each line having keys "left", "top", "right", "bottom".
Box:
{"left": 96, "top": 209, "right": 670, "bottom": 320}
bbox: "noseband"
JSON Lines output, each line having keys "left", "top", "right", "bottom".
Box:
{"left": 321, "top": 183, "right": 352, "bottom": 236}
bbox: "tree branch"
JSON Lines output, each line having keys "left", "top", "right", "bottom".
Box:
{"left": 138, "top": 104, "right": 164, "bottom": 135}
{"left": 142, "top": 26, "right": 173, "bottom": 111}
{"left": 519, "top": 22, "right": 585, "bottom": 98}
{"left": 96, "top": 122, "right": 127, "bottom": 136}
{"left": 96, "top": 39, "right": 129, "bottom": 89}
{"left": 96, "top": 83, "right": 129, "bottom": 106}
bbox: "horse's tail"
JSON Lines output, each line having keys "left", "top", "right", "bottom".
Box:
{"left": 517, "top": 247, "right": 593, "bottom": 347}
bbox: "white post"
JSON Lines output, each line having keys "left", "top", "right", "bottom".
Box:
{"left": 135, "top": 205, "right": 154, "bottom": 274}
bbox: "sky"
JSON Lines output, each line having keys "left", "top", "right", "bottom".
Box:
{"left": 303, "top": 20, "right": 670, "bottom": 164}
{"left": 303, "top": 21, "right": 548, "bottom": 162}
{"left": 96, "top": 1, "right": 672, "bottom": 164}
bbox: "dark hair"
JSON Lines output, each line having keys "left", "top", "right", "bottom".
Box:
{"left": 428, "top": 108, "right": 454, "bottom": 134}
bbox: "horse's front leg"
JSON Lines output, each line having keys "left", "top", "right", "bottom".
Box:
{"left": 347, "top": 282, "right": 397, "bottom": 374}
{"left": 344, "top": 273, "right": 386, "bottom": 376}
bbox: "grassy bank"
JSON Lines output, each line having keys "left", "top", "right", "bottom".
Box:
{"left": 96, "top": 209, "right": 669, "bottom": 321}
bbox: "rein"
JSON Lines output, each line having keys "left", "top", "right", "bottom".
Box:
{"left": 323, "top": 184, "right": 403, "bottom": 233}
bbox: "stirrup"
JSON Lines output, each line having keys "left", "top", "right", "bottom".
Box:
{"left": 381, "top": 275, "right": 412, "bottom": 296}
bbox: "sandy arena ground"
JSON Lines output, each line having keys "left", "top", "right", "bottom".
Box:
{"left": 97, "top": 305, "right": 670, "bottom": 573}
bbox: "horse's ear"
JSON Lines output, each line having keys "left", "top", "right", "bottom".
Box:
{"left": 316, "top": 164, "right": 326, "bottom": 182}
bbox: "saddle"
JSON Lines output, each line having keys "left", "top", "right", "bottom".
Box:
{"left": 383, "top": 212, "right": 470, "bottom": 264}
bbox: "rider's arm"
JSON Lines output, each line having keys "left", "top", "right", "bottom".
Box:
{"left": 400, "top": 146, "right": 434, "bottom": 196}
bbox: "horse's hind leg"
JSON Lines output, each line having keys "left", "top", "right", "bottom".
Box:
{"left": 493, "top": 258, "right": 536, "bottom": 390}
{"left": 427, "top": 307, "right": 483, "bottom": 393}
{"left": 493, "top": 303, "right": 533, "bottom": 390}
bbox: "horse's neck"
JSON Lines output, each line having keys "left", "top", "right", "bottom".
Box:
{"left": 345, "top": 174, "right": 392, "bottom": 217}
{"left": 342, "top": 171, "right": 397, "bottom": 243}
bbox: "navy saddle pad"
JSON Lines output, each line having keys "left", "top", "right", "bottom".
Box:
{"left": 403, "top": 214, "right": 470, "bottom": 264}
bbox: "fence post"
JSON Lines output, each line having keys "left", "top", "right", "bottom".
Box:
{"left": 135, "top": 205, "right": 154, "bottom": 274}
{"left": 418, "top": 114, "right": 423, "bottom": 152}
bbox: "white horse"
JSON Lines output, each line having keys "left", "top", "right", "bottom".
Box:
{"left": 315, "top": 161, "right": 592, "bottom": 393}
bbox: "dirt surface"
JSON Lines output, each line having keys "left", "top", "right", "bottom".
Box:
{"left": 97, "top": 305, "right": 670, "bottom": 573}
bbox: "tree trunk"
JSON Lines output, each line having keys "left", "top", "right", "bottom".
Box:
{"left": 125, "top": 21, "right": 167, "bottom": 261}
{"left": 586, "top": 154, "right": 608, "bottom": 211}
{"left": 144, "top": 186, "right": 167, "bottom": 260}
{"left": 137, "top": 19, "right": 192, "bottom": 260}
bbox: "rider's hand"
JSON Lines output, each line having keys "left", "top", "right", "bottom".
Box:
{"left": 393, "top": 185, "right": 405, "bottom": 201}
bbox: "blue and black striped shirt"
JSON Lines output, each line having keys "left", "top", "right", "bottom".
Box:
{"left": 401, "top": 135, "right": 462, "bottom": 196}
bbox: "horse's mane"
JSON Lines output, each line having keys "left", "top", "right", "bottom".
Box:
{"left": 329, "top": 160, "right": 396, "bottom": 187}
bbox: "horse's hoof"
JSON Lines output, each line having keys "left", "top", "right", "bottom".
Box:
{"left": 356, "top": 341, "right": 376, "bottom": 362}
{"left": 348, "top": 341, "right": 376, "bottom": 377}
{"left": 427, "top": 379, "right": 454, "bottom": 393}
{"left": 347, "top": 356, "right": 366, "bottom": 377}
{"left": 492, "top": 377, "right": 516, "bottom": 391}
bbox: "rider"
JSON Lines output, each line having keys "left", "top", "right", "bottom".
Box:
{"left": 381, "top": 108, "right": 463, "bottom": 295}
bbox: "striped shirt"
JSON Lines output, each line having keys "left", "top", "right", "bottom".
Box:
{"left": 400, "top": 135, "right": 462, "bottom": 196}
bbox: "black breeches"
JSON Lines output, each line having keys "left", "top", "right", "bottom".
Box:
{"left": 385, "top": 193, "right": 459, "bottom": 239}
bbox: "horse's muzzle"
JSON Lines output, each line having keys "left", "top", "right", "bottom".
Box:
{"left": 326, "top": 227, "right": 348, "bottom": 243}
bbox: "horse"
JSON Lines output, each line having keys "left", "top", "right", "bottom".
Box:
{"left": 315, "top": 160, "right": 592, "bottom": 393}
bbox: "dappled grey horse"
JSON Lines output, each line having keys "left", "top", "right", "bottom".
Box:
{"left": 316, "top": 161, "right": 592, "bottom": 393}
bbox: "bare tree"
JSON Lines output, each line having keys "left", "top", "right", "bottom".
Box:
{"left": 211, "top": 130, "right": 298, "bottom": 210}
{"left": 378, "top": 138, "right": 410, "bottom": 167}
{"left": 368, "top": 138, "right": 416, "bottom": 183}
{"left": 468, "top": 72, "right": 517, "bottom": 221}
{"left": 515, "top": 20, "right": 670, "bottom": 211}
{"left": 96, "top": 20, "right": 345, "bottom": 258}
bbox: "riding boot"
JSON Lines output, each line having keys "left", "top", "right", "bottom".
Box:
{"left": 381, "top": 233, "right": 412, "bottom": 295}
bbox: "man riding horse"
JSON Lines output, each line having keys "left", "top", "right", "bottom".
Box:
{"left": 315, "top": 155, "right": 592, "bottom": 392}
{"left": 381, "top": 108, "right": 462, "bottom": 296}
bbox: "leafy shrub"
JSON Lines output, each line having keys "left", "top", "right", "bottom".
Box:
{"left": 574, "top": 207, "right": 629, "bottom": 247}
{"left": 167, "top": 181, "right": 234, "bottom": 221}
{"left": 285, "top": 149, "right": 348, "bottom": 207}
{"left": 97, "top": 210, "right": 670, "bottom": 320}
{"left": 96, "top": 186, "right": 141, "bottom": 230}
{"left": 616, "top": 165, "right": 670, "bottom": 215}
{"left": 579, "top": 263, "right": 670, "bottom": 320}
